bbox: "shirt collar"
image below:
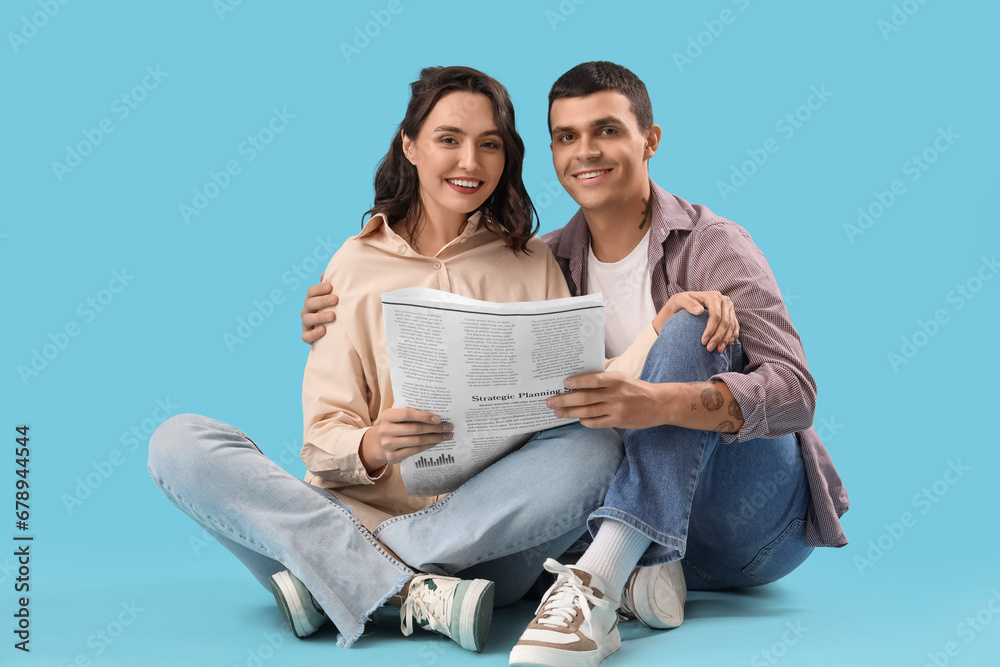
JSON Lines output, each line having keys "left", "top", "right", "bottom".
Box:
{"left": 357, "top": 210, "right": 485, "bottom": 257}
{"left": 553, "top": 179, "right": 694, "bottom": 262}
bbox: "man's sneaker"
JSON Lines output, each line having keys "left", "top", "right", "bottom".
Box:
{"left": 400, "top": 574, "right": 494, "bottom": 652}
{"left": 269, "top": 570, "right": 328, "bottom": 638}
{"left": 510, "top": 558, "right": 621, "bottom": 667}
{"left": 619, "top": 559, "right": 687, "bottom": 629}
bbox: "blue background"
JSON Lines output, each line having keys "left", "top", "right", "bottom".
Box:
{"left": 3, "top": 1, "right": 999, "bottom": 665}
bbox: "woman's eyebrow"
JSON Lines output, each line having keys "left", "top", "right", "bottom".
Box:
{"left": 433, "top": 125, "right": 500, "bottom": 137}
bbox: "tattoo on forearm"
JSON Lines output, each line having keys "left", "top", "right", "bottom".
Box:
{"left": 690, "top": 402, "right": 697, "bottom": 412}
{"left": 728, "top": 399, "right": 743, "bottom": 420}
{"left": 639, "top": 196, "right": 652, "bottom": 230}
{"left": 715, "top": 420, "right": 736, "bottom": 432}
{"left": 701, "top": 387, "right": 724, "bottom": 411}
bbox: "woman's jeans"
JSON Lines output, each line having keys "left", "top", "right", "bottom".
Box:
{"left": 590, "top": 311, "right": 815, "bottom": 590}
{"left": 148, "top": 417, "right": 623, "bottom": 647}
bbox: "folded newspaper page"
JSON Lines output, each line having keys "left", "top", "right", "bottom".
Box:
{"left": 382, "top": 287, "right": 606, "bottom": 496}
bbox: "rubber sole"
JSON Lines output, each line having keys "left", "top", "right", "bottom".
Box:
{"left": 633, "top": 561, "right": 686, "bottom": 629}
{"left": 457, "top": 578, "right": 495, "bottom": 652}
{"left": 270, "top": 571, "right": 318, "bottom": 638}
{"left": 509, "top": 623, "right": 621, "bottom": 667}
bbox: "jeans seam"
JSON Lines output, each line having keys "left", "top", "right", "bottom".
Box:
{"left": 606, "top": 429, "right": 712, "bottom": 552}
{"left": 377, "top": 502, "right": 595, "bottom": 570}
{"left": 160, "top": 480, "right": 281, "bottom": 561}
{"left": 371, "top": 488, "right": 459, "bottom": 539}
{"left": 683, "top": 559, "right": 728, "bottom": 589}
{"left": 322, "top": 493, "right": 415, "bottom": 575}
{"left": 159, "top": 477, "right": 411, "bottom": 576}
{"left": 742, "top": 518, "right": 806, "bottom": 584}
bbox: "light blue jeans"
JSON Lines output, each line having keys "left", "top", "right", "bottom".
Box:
{"left": 148, "top": 416, "right": 623, "bottom": 647}
{"left": 589, "top": 311, "right": 815, "bottom": 589}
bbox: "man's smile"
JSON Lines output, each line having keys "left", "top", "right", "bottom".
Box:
{"left": 571, "top": 168, "right": 614, "bottom": 183}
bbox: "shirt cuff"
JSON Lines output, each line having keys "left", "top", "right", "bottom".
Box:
{"left": 306, "top": 425, "right": 381, "bottom": 486}
{"left": 711, "top": 371, "right": 768, "bottom": 443}
{"left": 352, "top": 426, "right": 391, "bottom": 483}
{"left": 366, "top": 461, "right": 389, "bottom": 481}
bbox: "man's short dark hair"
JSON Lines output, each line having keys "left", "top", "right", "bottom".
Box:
{"left": 548, "top": 61, "right": 653, "bottom": 133}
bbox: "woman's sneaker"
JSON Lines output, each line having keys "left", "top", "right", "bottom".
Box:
{"left": 269, "top": 570, "right": 328, "bottom": 638}
{"left": 400, "top": 574, "right": 495, "bottom": 652}
{"left": 619, "top": 560, "right": 687, "bottom": 629}
{"left": 510, "top": 559, "right": 621, "bottom": 667}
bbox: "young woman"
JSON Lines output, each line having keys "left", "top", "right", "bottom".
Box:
{"left": 147, "top": 66, "right": 624, "bottom": 652}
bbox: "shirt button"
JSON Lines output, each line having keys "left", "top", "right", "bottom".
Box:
{"left": 433, "top": 262, "right": 442, "bottom": 270}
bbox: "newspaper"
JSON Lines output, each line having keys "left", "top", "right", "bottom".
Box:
{"left": 382, "top": 287, "right": 606, "bottom": 496}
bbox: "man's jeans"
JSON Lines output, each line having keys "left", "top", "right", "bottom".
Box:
{"left": 148, "top": 418, "right": 623, "bottom": 647}
{"left": 590, "top": 311, "right": 814, "bottom": 590}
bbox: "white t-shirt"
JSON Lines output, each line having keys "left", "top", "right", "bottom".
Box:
{"left": 586, "top": 230, "right": 657, "bottom": 359}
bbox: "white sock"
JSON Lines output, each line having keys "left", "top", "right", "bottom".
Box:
{"left": 575, "top": 520, "right": 651, "bottom": 601}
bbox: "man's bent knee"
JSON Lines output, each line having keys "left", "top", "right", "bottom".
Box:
{"left": 643, "top": 310, "right": 742, "bottom": 383}
{"left": 658, "top": 310, "right": 711, "bottom": 347}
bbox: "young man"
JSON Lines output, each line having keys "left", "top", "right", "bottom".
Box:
{"left": 302, "top": 62, "right": 848, "bottom": 667}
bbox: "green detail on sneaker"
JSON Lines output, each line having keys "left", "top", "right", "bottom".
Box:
{"left": 399, "top": 574, "right": 495, "bottom": 653}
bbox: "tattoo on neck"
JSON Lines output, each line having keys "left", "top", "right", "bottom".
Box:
{"left": 639, "top": 197, "right": 652, "bottom": 230}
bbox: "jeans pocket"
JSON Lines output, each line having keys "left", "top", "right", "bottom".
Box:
{"left": 741, "top": 518, "right": 811, "bottom": 585}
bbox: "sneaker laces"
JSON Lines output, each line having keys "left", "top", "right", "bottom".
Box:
{"left": 400, "top": 575, "right": 457, "bottom": 639}
{"left": 533, "top": 559, "right": 615, "bottom": 631}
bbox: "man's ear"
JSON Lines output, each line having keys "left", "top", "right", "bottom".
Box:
{"left": 401, "top": 130, "right": 416, "bottom": 164}
{"left": 643, "top": 124, "right": 662, "bottom": 161}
